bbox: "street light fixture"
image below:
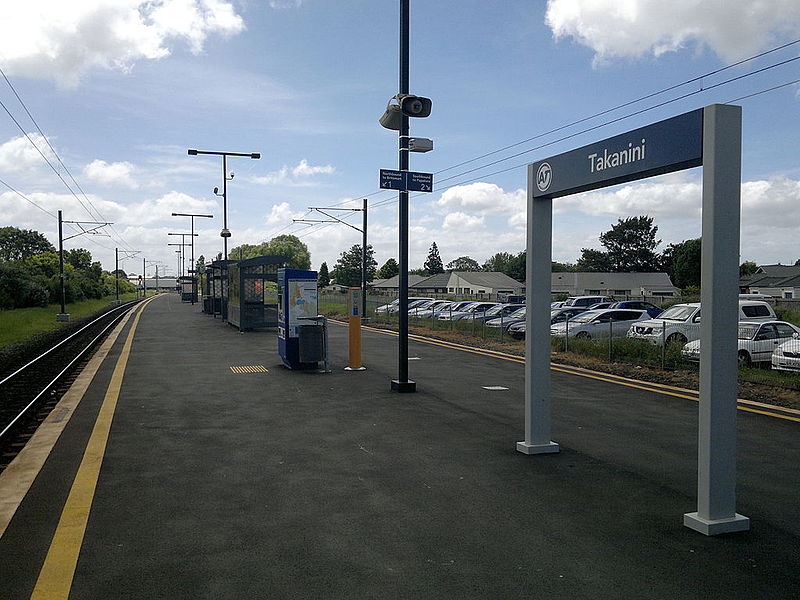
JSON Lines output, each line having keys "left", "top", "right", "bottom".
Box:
{"left": 187, "top": 149, "right": 260, "bottom": 260}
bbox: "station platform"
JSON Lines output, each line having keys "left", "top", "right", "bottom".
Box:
{"left": 1, "top": 293, "right": 799, "bottom": 599}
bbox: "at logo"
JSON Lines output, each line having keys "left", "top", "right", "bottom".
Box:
{"left": 536, "top": 162, "right": 552, "bottom": 193}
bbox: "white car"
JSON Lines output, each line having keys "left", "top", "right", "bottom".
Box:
{"left": 550, "top": 308, "right": 648, "bottom": 339}
{"left": 682, "top": 320, "right": 800, "bottom": 367}
{"left": 771, "top": 336, "right": 800, "bottom": 373}
{"left": 375, "top": 297, "right": 433, "bottom": 314}
{"left": 627, "top": 300, "right": 777, "bottom": 346}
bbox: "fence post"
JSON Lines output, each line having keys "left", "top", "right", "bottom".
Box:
{"left": 661, "top": 321, "right": 666, "bottom": 369}
{"left": 608, "top": 319, "right": 613, "bottom": 361}
{"left": 565, "top": 317, "right": 569, "bottom": 352}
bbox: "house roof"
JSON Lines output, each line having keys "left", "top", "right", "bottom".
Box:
{"left": 412, "top": 272, "right": 451, "bottom": 288}
{"left": 369, "top": 274, "right": 427, "bottom": 289}
{"left": 550, "top": 272, "right": 677, "bottom": 289}
{"left": 449, "top": 271, "right": 524, "bottom": 288}
{"left": 755, "top": 264, "right": 800, "bottom": 277}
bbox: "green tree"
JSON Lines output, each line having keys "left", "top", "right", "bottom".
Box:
{"left": 0, "top": 226, "right": 55, "bottom": 262}
{"left": 446, "top": 256, "right": 481, "bottom": 271}
{"left": 483, "top": 251, "right": 526, "bottom": 281}
{"left": 662, "top": 238, "right": 702, "bottom": 288}
{"left": 65, "top": 248, "right": 93, "bottom": 270}
{"left": 739, "top": 260, "right": 758, "bottom": 277}
{"left": 264, "top": 235, "right": 311, "bottom": 270}
{"left": 423, "top": 242, "right": 444, "bottom": 274}
{"left": 575, "top": 248, "right": 613, "bottom": 272}
{"left": 578, "top": 216, "right": 661, "bottom": 272}
{"left": 551, "top": 261, "right": 575, "bottom": 272}
{"left": 377, "top": 258, "right": 399, "bottom": 279}
{"left": 318, "top": 262, "right": 331, "bottom": 287}
{"left": 332, "top": 244, "right": 377, "bottom": 287}
{"left": 229, "top": 242, "right": 269, "bottom": 260}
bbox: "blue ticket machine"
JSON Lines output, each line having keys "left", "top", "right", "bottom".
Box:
{"left": 277, "top": 268, "right": 319, "bottom": 369}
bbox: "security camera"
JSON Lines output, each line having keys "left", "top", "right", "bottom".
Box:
{"left": 229, "top": 171, "right": 234, "bottom": 179}
{"left": 213, "top": 186, "right": 219, "bottom": 194}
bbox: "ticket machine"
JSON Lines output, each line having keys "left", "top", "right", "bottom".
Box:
{"left": 277, "top": 268, "right": 321, "bottom": 369}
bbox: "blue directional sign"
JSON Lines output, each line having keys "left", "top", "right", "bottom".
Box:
{"left": 531, "top": 109, "right": 704, "bottom": 199}
{"left": 406, "top": 171, "right": 433, "bottom": 192}
{"left": 379, "top": 169, "right": 434, "bottom": 193}
{"left": 380, "top": 169, "right": 405, "bottom": 191}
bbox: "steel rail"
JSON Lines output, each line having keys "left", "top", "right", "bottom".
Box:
{"left": 0, "top": 301, "right": 138, "bottom": 441}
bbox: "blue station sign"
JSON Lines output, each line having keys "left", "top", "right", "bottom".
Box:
{"left": 379, "top": 169, "right": 434, "bottom": 193}
{"left": 531, "top": 109, "right": 704, "bottom": 199}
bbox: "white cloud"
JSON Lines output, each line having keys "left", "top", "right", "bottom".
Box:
{"left": 545, "top": 0, "right": 800, "bottom": 64}
{"left": 0, "top": 1, "right": 245, "bottom": 87}
{"left": 436, "top": 182, "right": 525, "bottom": 215}
{"left": 265, "top": 201, "right": 308, "bottom": 226}
{"left": 0, "top": 133, "right": 53, "bottom": 172}
{"left": 252, "top": 160, "right": 335, "bottom": 186}
{"left": 83, "top": 159, "right": 139, "bottom": 188}
{"left": 442, "top": 212, "right": 485, "bottom": 231}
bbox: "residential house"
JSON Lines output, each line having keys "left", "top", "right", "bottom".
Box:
{"left": 740, "top": 264, "right": 800, "bottom": 299}
{"left": 550, "top": 272, "right": 679, "bottom": 298}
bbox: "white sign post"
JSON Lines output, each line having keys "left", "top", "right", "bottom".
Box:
{"left": 523, "top": 104, "right": 749, "bottom": 535}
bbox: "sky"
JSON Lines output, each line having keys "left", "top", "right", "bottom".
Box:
{"left": 0, "top": 0, "right": 799, "bottom": 278}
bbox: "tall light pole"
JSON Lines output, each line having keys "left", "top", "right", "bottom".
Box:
{"left": 187, "top": 149, "right": 260, "bottom": 261}
{"left": 172, "top": 212, "right": 213, "bottom": 305}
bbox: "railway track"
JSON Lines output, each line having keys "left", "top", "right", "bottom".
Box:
{"left": 0, "top": 300, "right": 140, "bottom": 471}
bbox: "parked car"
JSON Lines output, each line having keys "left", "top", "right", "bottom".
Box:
{"left": 562, "top": 295, "right": 614, "bottom": 308}
{"left": 682, "top": 321, "right": 800, "bottom": 367}
{"left": 550, "top": 306, "right": 588, "bottom": 324}
{"left": 551, "top": 308, "right": 649, "bottom": 339}
{"left": 466, "top": 303, "right": 525, "bottom": 324}
{"left": 627, "top": 300, "right": 777, "bottom": 346}
{"left": 772, "top": 336, "right": 800, "bottom": 373}
{"left": 506, "top": 306, "right": 588, "bottom": 340}
{"left": 437, "top": 301, "right": 499, "bottom": 321}
{"left": 486, "top": 307, "right": 526, "bottom": 331}
{"left": 586, "top": 301, "right": 615, "bottom": 311}
{"left": 607, "top": 300, "right": 664, "bottom": 318}
{"left": 409, "top": 299, "right": 449, "bottom": 317}
{"left": 431, "top": 300, "right": 474, "bottom": 319}
{"left": 375, "top": 297, "right": 433, "bottom": 314}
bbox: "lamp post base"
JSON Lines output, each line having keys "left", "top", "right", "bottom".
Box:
{"left": 391, "top": 379, "right": 416, "bottom": 393}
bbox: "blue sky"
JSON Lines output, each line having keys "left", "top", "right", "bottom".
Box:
{"left": 1, "top": 0, "right": 799, "bottom": 278}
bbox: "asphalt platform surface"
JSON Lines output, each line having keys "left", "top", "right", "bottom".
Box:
{"left": 1, "top": 293, "right": 799, "bottom": 599}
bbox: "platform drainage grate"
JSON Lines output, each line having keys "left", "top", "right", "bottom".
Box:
{"left": 230, "top": 365, "right": 269, "bottom": 374}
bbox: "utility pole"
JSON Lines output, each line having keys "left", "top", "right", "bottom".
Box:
{"left": 294, "top": 198, "right": 369, "bottom": 319}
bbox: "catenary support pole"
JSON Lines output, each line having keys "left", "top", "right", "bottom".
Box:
{"left": 362, "top": 198, "right": 368, "bottom": 321}
{"left": 58, "top": 210, "right": 66, "bottom": 316}
{"left": 684, "top": 104, "right": 749, "bottom": 535}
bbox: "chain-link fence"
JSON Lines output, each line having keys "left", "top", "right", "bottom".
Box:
{"left": 319, "top": 291, "right": 800, "bottom": 393}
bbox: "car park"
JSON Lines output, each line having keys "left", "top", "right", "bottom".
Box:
{"left": 682, "top": 320, "right": 800, "bottom": 367}
{"left": 627, "top": 300, "right": 777, "bottom": 346}
{"left": 772, "top": 336, "right": 800, "bottom": 372}
{"left": 585, "top": 301, "right": 615, "bottom": 311}
{"left": 607, "top": 300, "right": 664, "bottom": 318}
{"left": 508, "top": 320, "right": 526, "bottom": 339}
{"left": 551, "top": 308, "right": 649, "bottom": 339}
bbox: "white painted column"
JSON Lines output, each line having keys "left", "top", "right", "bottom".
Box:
{"left": 517, "top": 164, "right": 559, "bottom": 455}
{"left": 683, "top": 104, "right": 749, "bottom": 535}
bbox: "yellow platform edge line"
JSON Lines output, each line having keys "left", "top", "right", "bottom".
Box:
{"left": 30, "top": 299, "right": 150, "bottom": 600}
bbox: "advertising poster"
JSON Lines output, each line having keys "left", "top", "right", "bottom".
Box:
{"left": 288, "top": 279, "right": 318, "bottom": 332}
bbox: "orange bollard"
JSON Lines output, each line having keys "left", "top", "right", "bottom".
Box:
{"left": 346, "top": 287, "right": 366, "bottom": 371}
